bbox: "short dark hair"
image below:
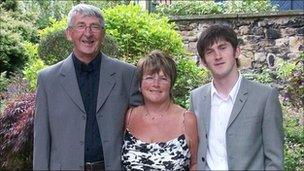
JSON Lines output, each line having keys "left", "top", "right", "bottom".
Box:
{"left": 137, "top": 50, "right": 177, "bottom": 99}
{"left": 197, "top": 24, "right": 240, "bottom": 67}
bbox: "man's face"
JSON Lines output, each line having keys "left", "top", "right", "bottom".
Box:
{"left": 66, "top": 14, "right": 105, "bottom": 62}
{"left": 202, "top": 40, "right": 240, "bottom": 79}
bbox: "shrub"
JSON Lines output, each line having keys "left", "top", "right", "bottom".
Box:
{"left": 283, "top": 53, "right": 304, "bottom": 110}
{"left": 0, "top": 72, "right": 10, "bottom": 112}
{"left": 23, "top": 42, "right": 46, "bottom": 91}
{"left": 0, "top": 0, "right": 18, "bottom": 11}
{"left": 0, "top": 72, "right": 9, "bottom": 93}
{"left": 174, "top": 57, "right": 210, "bottom": 108}
{"left": 0, "top": 92, "right": 35, "bottom": 170}
{"left": 18, "top": 1, "right": 124, "bottom": 29}
{"left": 38, "top": 19, "right": 119, "bottom": 65}
{"left": 0, "top": 7, "right": 38, "bottom": 74}
{"left": 155, "top": 0, "right": 277, "bottom": 16}
{"left": 282, "top": 105, "right": 304, "bottom": 170}
{"left": 156, "top": 1, "right": 222, "bottom": 16}
{"left": 103, "top": 4, "right": 185, "bottom": 64}
{"left": 223, "top": 0, "right": 278, "bottom": 14}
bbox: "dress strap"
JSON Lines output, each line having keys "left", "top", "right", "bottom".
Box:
{"left": 126, "top": 107, "right": 134, "bottom": 129}
{"left": 182, "top": 109, "right": 187, "bottom": 134}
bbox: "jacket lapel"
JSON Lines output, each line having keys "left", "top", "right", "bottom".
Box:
{"left": 201, "top": 84, "right": 212, "bottom": 134}
{"left": 59, "top": 55, "right": 86, "bottom": 114}
{"left": 227, "top": 78, "right": 248, "bottom": 128}
{"left": 96, "top": 54, "right": 116, "bottom": 113}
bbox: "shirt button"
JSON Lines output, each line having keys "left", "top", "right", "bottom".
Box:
{"left": 80, "top": 141, "right": 84, "bottom": 145}
{"left": 79, "top": 165, "right": 83, "bottom": 169}
{"left": 202, "top": 157, "right": 205, "bottom": 162}
{"left": 82, "top": 115, "right": 86, "bottom": 120}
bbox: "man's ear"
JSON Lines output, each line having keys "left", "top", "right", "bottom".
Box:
{"left": 65, "top": 29, "right": 72, "bottom": 41}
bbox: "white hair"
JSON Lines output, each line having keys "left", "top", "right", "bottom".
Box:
{"left": 67, "top": 4, "right": 105, "bottom": 28}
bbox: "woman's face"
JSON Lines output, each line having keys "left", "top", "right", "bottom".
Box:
{"left": 141, "top": 70, "right": 171, "bottom": 104}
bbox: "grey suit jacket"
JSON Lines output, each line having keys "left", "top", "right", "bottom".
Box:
{"left": 33, "top": 53, "right": 142, "bottom": 170}
{"left": 190, "top": 78, "right": 284, "bottom": 170}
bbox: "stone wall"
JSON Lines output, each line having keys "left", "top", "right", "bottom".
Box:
{"left": 170, "top": 11, "right": 304, "bottom": 69}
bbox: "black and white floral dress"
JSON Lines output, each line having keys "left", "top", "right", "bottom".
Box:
{"left": 121, "top": 129, "right": 190, "bottom": 170}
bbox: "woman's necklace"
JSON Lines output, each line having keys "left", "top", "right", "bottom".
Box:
{"left": 144, "top": 102, "right": 171, "bottom": 120}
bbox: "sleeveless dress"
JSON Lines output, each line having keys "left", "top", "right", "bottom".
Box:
{"left": 121, "top": 110, "right": 191, "bottom": 170}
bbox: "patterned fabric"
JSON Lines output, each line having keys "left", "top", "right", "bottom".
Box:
{"left": 122, "top": 130, "right": 190, "bottom": 170}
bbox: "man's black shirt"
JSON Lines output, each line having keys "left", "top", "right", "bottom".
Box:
{"left": 73, "top": 53, "right": 103, "bottom": 162}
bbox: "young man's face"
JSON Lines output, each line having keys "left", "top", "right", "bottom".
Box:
{"left": 66, "top": 14, "right": 105, "bottom": 61}
{"left": 202, "top": 40, "right": 240, "bottom": 79}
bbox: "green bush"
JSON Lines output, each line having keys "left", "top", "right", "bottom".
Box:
{"left": 18, "top": 1, "right": 124, "bottom": 29}
{"left": 174, "top": 57, "right": 210, "bottom": 108}
{"left": 155, "top": 0, "right": 277, "bottom": 16}
{"left": 283, "top": 53, "right": 304, "bottom": 110}
{"left": 0, "top": 7, "right": 38, "bottom": 74}
{"left": 103, "top": 4, "right": 185, "bottom": 64}
{"left": 22, "top": 42, "right": 46, "bottom": 91}
{"left": 156, "top": 1, "right": 222, "bottom": 16}
{"left": 0, "top": 72, "right": 9, "bottom": 93}
{"left": 282, "top": 105, "right": 304, "bottom": 170}
{"left": 224, "top": 0, "right": 277, "bottom": 14}
{"left": 0, "top": 0, "right": 18, "bottom": 11}
{"left": 38, "top": 21, "right": 118, "bottom": 65}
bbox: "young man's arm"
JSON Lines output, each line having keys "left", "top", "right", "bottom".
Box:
{"left": 263, "top": 88, "right": 284, "bottom": 170}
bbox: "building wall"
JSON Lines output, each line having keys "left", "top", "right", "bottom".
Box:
{"left": 170, "top": 11, "right": 304, "bottom": 69}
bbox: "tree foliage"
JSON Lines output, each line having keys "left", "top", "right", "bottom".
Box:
{"left": 155, "top": 0, "right": 277, "bottom": 16}
{"left": 37, "top": 16, "right": 119, "bottom": 65}
{"left": 0, "top": 7, "right": 38, "bottom": 74}
{"left": 103, "top": 4, "right": 185, "bottom": 64}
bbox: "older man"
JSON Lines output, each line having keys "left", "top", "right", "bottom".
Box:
{"left": 33, "top": 4, "right": 141, "bottom": 170}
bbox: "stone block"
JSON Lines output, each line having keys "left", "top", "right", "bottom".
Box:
{"left": 254, "top": 52, "right": 266, "bottom": 62}
{"left": 239, "top": 55, "right": 252, "bottom": 69}
{"left": 297, "top": 27, "right": 304, "bottom": 36}
{"left": 280, "top": 27, "right": 296, "bottom": 37}
{"left": 181, "top": 31, "right": 190, "bottom": 36}
{"left": 188, "top": 42, "right": 197, "bottom": 53}
{"left": 275, "top": 38, "right": 289, "bottom": 47}
{"left": 266, "top": 28, "right": 281, "bottom": 39}
{"left": 188, "top": 36, "right": 198, "bottom": 42}
{"left": 252, "top": 27, "right": 265, "bottom": 37}
{"left": 284, "top": 17, "right": 304, "bottom": 28}
{"left": 289, "top": 36, "right": 304, "bottom": 52}
{"left": 240, "top": 49, "right": 254, "bottom": 59}
{"left": 287, "top": 52, "right": 299, "bottom": 59}
{"left": 239, "top": 25, "right": 250, "bottom": 35}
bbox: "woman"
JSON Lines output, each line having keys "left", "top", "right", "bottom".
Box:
{"left": 122, "top": 50, "right": 198, "bottom": 170}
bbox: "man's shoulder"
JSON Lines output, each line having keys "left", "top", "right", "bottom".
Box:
{"left": 103, "top": 54, "right": 136, "bottom": 71}
{"left": 191, "top": 82, "right": 211, "bottom": 95}
{"left": 241, "top": 78, "right": 274, "bottom": 92}
{"left": 38, "top": 60, "right": 64, "bottom": 77}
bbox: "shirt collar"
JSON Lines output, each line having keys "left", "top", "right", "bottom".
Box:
{"left": 72, "top": 53, "right": 101, "bottom": 73}
{"left": 211, "top": 73, "right": 242, "bottom": 103}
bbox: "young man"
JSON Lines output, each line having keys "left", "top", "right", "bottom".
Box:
{"left": 190, "top": 24, "right": 284, "bottom": 170}
{"left": 33, "top": 4, "right": 142, "bottom": 170}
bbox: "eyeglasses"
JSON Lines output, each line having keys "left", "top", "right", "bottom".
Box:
{"left": 70, "top": 23, "right": 103, "bottom": 32}
{"left": 143, "top": 75, "right": 170, "bottom": 84}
